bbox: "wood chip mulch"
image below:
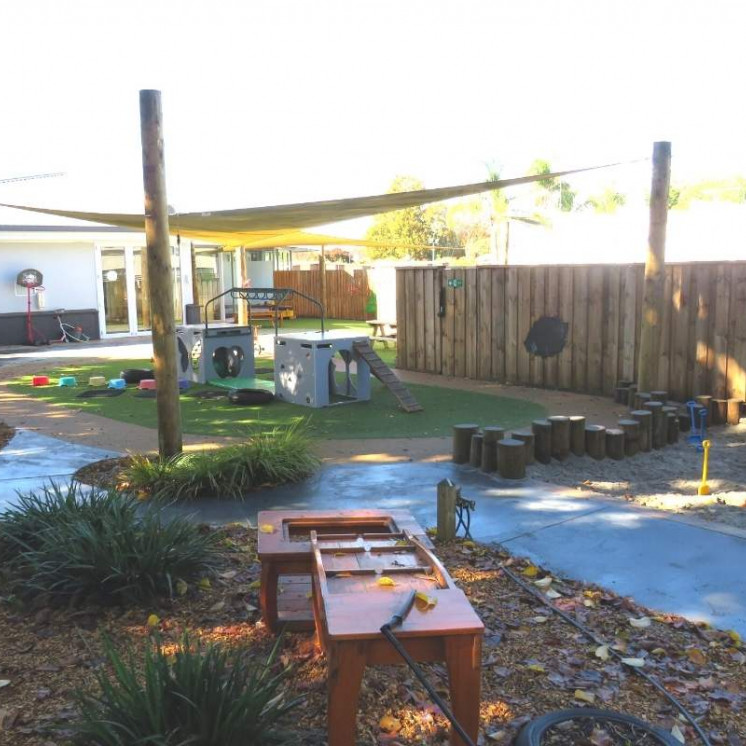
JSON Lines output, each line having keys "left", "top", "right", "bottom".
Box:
{"left": 0, "top": 421, "right": 15, "bottom": 451}
{"left": 0, "top": 527, "right": 743, "bottom": 745}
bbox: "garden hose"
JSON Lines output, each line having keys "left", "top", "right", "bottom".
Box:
{"left": 380, "top": 589, "right": 478, "bottom": 746}
{"left": 500, "top": 565, "right": 711, "bottom": 746}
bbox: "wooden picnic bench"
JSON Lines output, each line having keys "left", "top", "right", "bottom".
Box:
{"left": 257, "top": 509, "right": 429, "bottom": 632}
{"left": 310, "top": 529, "right": 483, "bottom": 746}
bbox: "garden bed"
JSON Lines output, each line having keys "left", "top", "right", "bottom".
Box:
{"left": 0, "top": 527, "right": 743, "bottom": 745}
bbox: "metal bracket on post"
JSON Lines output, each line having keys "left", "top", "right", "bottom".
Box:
{"left": 455, "top": 495, "right": 476, "bottom": 540}
{"left": 437, "top": 479, "right": 476, "bottom": 541}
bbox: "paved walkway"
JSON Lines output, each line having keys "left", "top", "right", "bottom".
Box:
{"left": 1, "top": 428, "right": 745, "bottom": 637}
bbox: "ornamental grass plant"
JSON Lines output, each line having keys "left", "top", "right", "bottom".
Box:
{"left": 0, "top": 482, "right": 218, "bottom": 603}
{"left": 122, "top": 424, "right": 320, "bottom": 500}
{"left": 75, "top": 634, "right": 302, "bottom": 746}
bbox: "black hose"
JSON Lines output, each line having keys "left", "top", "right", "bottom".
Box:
{"left": 380, "top": 590, "right": 477, "bottom": 746}
{"left": 500, "top": 565, "right": 711, "bottom": 746}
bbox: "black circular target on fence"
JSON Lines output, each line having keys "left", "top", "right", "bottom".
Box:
{"left": 524, "top": 316, "right": 569, "bottom": 358}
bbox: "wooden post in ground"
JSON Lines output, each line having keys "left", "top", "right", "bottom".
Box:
{"left": 585, "top": 425, "right": 606, "bottom": 460}
{"left": 637, "top": 141, "right": 671, "bottom": 394}
{"left": 569, "top": 416, "right": 586, "bottom": 456}
{"left": 320, "top": 245, "right": 328, "bottom": 316}
{"left": 452, "top": 424, "right": 479, "bottom": 463}
{"left": 139, "top": 89, "right": 182, "bottom": 458}
{"left": 436, "top": 479, "right": 458, "bottom": 541}
{"left": 532, "top": 419, "right": 552, "bottom": 464}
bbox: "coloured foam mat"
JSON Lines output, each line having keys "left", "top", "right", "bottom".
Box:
{"left": 76, "top": 389, "right": 126, "bottom": 399}
{"left": 207, "top": 377, "right": 275, "bottom": 392}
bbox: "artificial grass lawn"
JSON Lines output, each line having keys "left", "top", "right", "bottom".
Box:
{"left": 10, "top": 359, "right": 546, "bottom": 440}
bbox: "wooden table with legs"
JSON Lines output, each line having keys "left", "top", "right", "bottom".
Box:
{"left": 257, "top": 509, "right": 430, "bottom": 632}
{"left": 310, "top": 530, "right": 483, "bottom": 746}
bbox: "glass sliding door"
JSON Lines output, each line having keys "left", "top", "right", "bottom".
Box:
{"left": 101, "top": 249, "right": 129, "bottom": 333}
{"left": 134, "top": 246, "right": 183, "bottom": 332}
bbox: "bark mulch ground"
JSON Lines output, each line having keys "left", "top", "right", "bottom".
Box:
{"left": 0, "top": 527, "right": 743, "bottom": 745}
{"left": 0, "top": 421, "right": 15, "bottom": 450}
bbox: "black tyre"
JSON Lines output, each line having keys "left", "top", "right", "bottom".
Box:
{"left": 515, "top": 709, "right": 678, "bottom": 745}
{"left": 227, "top": 388, "right": 275, "bottom": 406}
{"left": 120, "top": 368, "right": 154, "bottom": 385}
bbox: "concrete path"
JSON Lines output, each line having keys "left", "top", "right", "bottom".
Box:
{"left": 0, "top": 429, "right": 120, "bottom": 507}
{"left": 1, "top": 430, "right": 744, "bottom": 636}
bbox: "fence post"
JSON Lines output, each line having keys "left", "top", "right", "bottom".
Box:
{"left": 436, "top": 479, "right": 459, "bottom": 541}
{"left": 638, "top": 141, "right": 671, "bottom": 392}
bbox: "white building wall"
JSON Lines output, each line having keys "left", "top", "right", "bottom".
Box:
{"left": 0, "top": 242, "right": 97, "bottom": 313}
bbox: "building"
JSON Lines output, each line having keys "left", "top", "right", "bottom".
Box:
{"left": 0, "top": 225, "right": 291, "bottom": 345}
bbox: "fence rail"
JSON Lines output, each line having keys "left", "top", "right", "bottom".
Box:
{"left": 396, "top": 263, "right": 746, "bottom": 402}
{"left": 274, "top": 268, "right": 371, "bottom": 319}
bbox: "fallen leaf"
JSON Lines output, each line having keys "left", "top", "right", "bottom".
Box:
{"left": 545, "top": 589, "right": 561, "bottom": 600}
{"left": 414, "top": 574, "right": 438, "bottom": 582}
{"left": 534, "top": 577, "right": 552, "bottom": 589}
{"left": 175, "top": 579, "right": 188, "bottom": 596}
{"left": 259, "top": 524, "right": 276, "bottom": 534}
{"left": 462, "top": 540, "right": 476, "bottom": 549}
{"left": 687, "top": 648, "right": 707, "bottom": 665}
{"left": 629, "top": 616, "right": 652, "bottom": 628}
{"left": 589, "top": 728, "right": 613, "bottom": 746}
{"left": 248, "top": 580, "right": 261, "bottom": 590}
{"left": 621, "top": 657, "right": 646, "bottom": 667}
{"left": 574, "top": 689, "right": 596, "bottom": 703}
{"left": 594, "top": 644, "right": 610, "bottom": 661}
{"left": 209, "top": 600, "right": 226, "bottom": 612}
{"left": 522, "top": 565, "right": 539, "bottom": 578}
{"left": 526, "top": 663, "right": 545, "bottom": 673}
{"left": 377, "top": 576, "right": 396, "bottom": 587}
{"left": 147, "top": 614, "right": 160, "bottom": 627}
{"left": 198, "top": 578, "right": 212, "bottom": 590}
{"left": 671, "top": 723, "right": 685, "bottom": 743}
{"left": 379, "top": 714, "right": 401, "bottom": 733}
{"left": 0, "top": 681, "right": 9, "bottom": 689}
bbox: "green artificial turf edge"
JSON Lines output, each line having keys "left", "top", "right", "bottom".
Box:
{"left": 9, "top": 359, "right": 546, "bottom": 441}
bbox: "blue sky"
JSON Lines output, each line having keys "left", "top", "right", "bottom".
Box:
{"left": 1, "top": 0, "right": 743, "bottom": 225}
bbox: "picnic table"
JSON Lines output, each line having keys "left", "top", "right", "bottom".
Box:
{"left": 310, "top": 528, "right": 483, "bottom": 746}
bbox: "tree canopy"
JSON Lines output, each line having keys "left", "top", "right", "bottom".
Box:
{"left": 365, "top": 176, "right": 456, "bottom": 260}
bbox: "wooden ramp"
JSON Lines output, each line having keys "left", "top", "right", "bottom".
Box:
{"left": 353, "top": 340, "right": 423, "bottom": 413}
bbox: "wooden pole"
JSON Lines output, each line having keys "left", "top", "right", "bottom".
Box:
{"left": 637, "top": 141, "right": 671, "bottom": 393}
{"left": 436, "top": 479, "right": 458, "bottom": 541}
{"left": 190, "top": 242, "right": 200, "bottom": 308}
{"left": 320, "top": 244, "right": 328, "bottom": 317}
{"left": 139, "top": 89, "right": 182, "bottom": 458}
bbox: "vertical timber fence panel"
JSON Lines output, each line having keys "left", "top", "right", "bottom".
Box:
{"left": 396, "top": 262, "right": 746, "bottom": 402}
{"left": 274, "top": 268, "right": 370, "bottom": 319}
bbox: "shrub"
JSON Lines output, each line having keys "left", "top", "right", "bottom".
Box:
{"left": 75, "top": 634, "right": 302, "bottom": 745}
{"left": 0, "top": 483, "right": 218, "bottom": 603}
{"left": 123, "top": 424, "right": 320, "bottom": 500}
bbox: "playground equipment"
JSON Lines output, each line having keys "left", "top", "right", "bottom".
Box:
{"left": 88, "top": 376, "right": 106, "bottom": 387}
{"left": 31, "top": 375, "right": 50, "bottom": 386}
{"left": 138, "top": 379, "right": 157, "bottom": 391}
{"left": 16, "top": 268, "right": 48, "bottom": 346}
{"left": 107, "top": 378, "right": 126, "bottom": 390}
{"left": 698, "top": 439, "right": 712, "bottom": 495}
{"left": 58, "top": 376, "right": 77, "bottom": 387}
{"left": 686, "top": 400, "right": 708, "bottom": 449}
{"left": 176, "top": 287, "right": 323, "bottom": 386}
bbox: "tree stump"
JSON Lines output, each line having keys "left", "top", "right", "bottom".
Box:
{"left": 548, "top": 415, "right": 571, "bottom": 461}
{"left": 727, "top": 399, "right": 742, "bottom": 426}
{"left": 711, "top": 399, "right": 727, "bottom": 426}
{"left": 569, "top": 416, "right": 586, "bottom": 456}
{"left": 678, "top": 413, "right": 691, "bottom": 433}
{"left": 618, "top": 418, "right": 640, "bottom": 457}
{"left": 511, "top": 428, "right": 535, "bottom": 465}
{"left": 631, "top": 410, "right": 653, "bottom": 452}
{"left": 469, "top": 433, "right": 484, "bottom": 468}
{"left": 585, "top": 425, "right": 606, "bottom": 460}
{"left": 634, "top": 392, "right": 652, "bottom": 411}
{"left": 497, "top": 438, "right": 526, "bottom": 479}
{"left": 627, "top": 384, "right": 638, "bottom": 407}
{"left": 643, "top": 401, "right": 666, "bottom": 449}
{"left": 606, "top": 428, "right": 625, "bottom": 460}
{"left": 453, "top": 424, "right": 479, "bottom": 463}
{"left": 614, "top": 386, "right": 629, "bottom": 405}
{"left": 532, "top": 419, "right": 552, "bottom": 465}
{"left": 482, "top": 427, "right": 505, "bottom": 445}
{"left": 481, "top": 440, "right": 497, "bottom": 473}
{"left": 666, "top": 412, "right": 679, "bottom": 444}
{"left": 650, "top": 390, "right": 668, "bottom": 403}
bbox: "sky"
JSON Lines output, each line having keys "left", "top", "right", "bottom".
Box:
{"left": 1, "top": 0, "right": 745, "bottom": 232}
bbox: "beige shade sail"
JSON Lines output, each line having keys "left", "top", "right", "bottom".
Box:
{"left": 0, "top": 161, "right": 625, "bottom": 246}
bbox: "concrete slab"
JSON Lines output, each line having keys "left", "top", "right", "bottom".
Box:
{"left": 0, "top": 430, "right": 120, "bottom": 509}
{"left": 164, "top": 460, "right": 746, "bottom": 636}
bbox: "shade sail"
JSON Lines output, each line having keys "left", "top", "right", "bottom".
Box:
{"left": 0, "top": 161, "right": 623, "bottom": 244}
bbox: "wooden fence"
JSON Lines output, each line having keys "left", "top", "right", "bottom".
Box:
{"left": 396, "top": 263, "right": 746, "bottom": 403}
{"left": 274, "top": 267, "right": 371, "bottom": 319}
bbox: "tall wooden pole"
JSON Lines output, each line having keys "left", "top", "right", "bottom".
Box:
{"left": 637, "top": 141, "right": 671, "bottom": 393}
{"left": 139, "top": 89, "right": 182, "bottom": 458}
{"left": 319, "top": 244, "right": 327, "bottom": 316}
